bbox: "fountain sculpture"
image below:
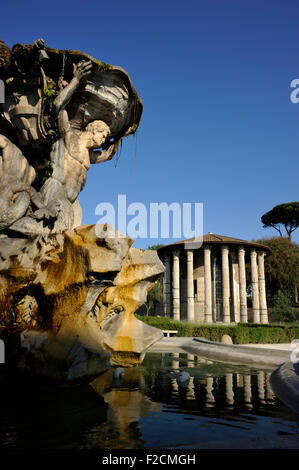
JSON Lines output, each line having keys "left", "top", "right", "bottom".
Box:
{"left": 0, "top": 39, "right": 164, "bottom": 382}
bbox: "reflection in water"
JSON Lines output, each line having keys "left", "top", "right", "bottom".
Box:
{"left": 244, "top": 375, "right": 253, "bottom": 410}
{"left": 0, "top": 373, "right": 108, "bottom": 449}
{"left": 0, "top": 353, "right": 298, "bottom": 449}
{"left": 89, "top": 368, "right": 161, "bottom": 449}
{"left": 205, "top": 377, "right": 215, "bottom": 408}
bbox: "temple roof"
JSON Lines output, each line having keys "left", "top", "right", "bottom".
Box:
{"left": 157, "top": 233, "right": 272, "bottom": 254}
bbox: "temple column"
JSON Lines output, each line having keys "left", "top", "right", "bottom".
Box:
{"left": 212, "top": 255, "right": 217, "bottom": 321}
{"left": 172, "top": 249, "right": 180, "bottom": 321}
{"left": 258, "top": 251, "right": 268, "bottom": 324}
{"left": 222, "top": 245, "right": 230, "bottom": 323}
{"left": 251, "top": 248, "right": 260, "bottom": 323}
{"left": 186, "top": 250, "right": 195, "bottom": 322}
{"left": 231, "top": 251, "right": 240, "bottom": 323}
{"left": 196, "top": 275, "right": 205, "bottom": 322}
{"left": 238, "top": 246, "right": 248, "bottom": 323}
{"left": 204, "top": 245, "right": 212, "bottom": 323}
{"left": 164, "top": 253, "right": 172, "bottom": 317}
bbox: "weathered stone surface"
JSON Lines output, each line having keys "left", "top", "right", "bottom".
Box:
{"left": 0, "top": 224, "right": 164, "bottom": 381}
{"left": 270, "top": 362, "right": 299, "bottom": 414}
{"left": 0, "top": 39, "right": 143, "bottom": 236}
{"left": 221, "top": 334, "right": 233, "bottom": 345}
{"left": 90, "top": 367, "right": 162, "bottom": 448}
{"left": 0, "top": 39, "right": 164, "bottom": 383}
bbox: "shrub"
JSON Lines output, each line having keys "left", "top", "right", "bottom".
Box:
{"left": 136, "top": 315, "right": 299, "bottom": 344}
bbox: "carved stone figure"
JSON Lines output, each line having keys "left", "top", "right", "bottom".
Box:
{"left": 0, "top": 38, "right": 143, "bottom": 236}
{"left": 0, "top": 39, "right": 163, "bottom": 382}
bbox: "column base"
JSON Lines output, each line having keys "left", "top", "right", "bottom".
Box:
{"left": 260, "top": 309, "right": 268, "bottom": 324}
{"left": 253, "top": 309, "right": 260, "bottom": 323}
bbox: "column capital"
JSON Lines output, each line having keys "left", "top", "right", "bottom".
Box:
{"left": 186, "top": 249, "right": 194, "bottom": 260}
{"left": 221, "top": 244, "right": 229, "bottom": 252}
{"left": 238, "top": 245, "right": 246, "bottom": 255}
{"left": 173, "top": 248, "right": 180, "bottom": 258}
{"left": 250, "top": 247, "right": 257, "bottom": 257}
{"left": 204, "top": 244, "right": 212, "bottom": 252}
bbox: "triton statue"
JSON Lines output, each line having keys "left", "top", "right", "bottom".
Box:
{"left": 0, "top": 39, "right": 163, "bottom": 382}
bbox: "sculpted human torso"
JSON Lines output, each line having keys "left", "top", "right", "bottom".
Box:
{"left": 0, "top": 39, "right": 140, "bottom": 236}
{"left": 47, "top": 110, "right": 111, "bottom": 204}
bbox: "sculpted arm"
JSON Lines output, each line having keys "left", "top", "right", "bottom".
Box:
{"left": 90, "top": 142, "right": 119, "bottom": 164}
{"left": 54, "top": 60, "right": 93, "bottom": 112}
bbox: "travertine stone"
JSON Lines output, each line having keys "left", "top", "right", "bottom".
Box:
{"left": 0, "top": 224, "right": 164, "bottom": 380}
{"left": 238, "top": 246, "right": 248, "bottom": 323}
{"left": 164, "top": 253, "right": 171, "bottom": 317}
{"left": 186, "top": 250, "right": 194, "bottom": 322}
{"left": 172, "top": 249, "right": 180, "bottom": 321}
{"left": 221, "top": 334, "right": 233, "bottom": 345}
{"left": 258, "top": 251, "right": 268, "bottom": 324}
{"left": 221, "top": 245, "right": 230, "bottom": 323}
{"left": 0, "top": 39, "right": 142, "bottom": 236}
{"left": 251, "top": 248, "right": 260, "bottom": 323}
{"left": 204, "top": 246, "right": 212, "bottom": 323}
{"left": 196, "top": 275, "right": 205, "bottom": 322}
{"left": 0, "top": 39, "right": 163, "bottom": 382}
{"left": 231, "top": 251, "right": 240, "bottom": 323}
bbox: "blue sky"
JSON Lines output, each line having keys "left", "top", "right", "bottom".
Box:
{"left": 2, "top": 0, "right": 299, "bottom": 248}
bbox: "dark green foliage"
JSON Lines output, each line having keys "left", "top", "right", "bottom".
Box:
{"left": 144, "top": 279, "right": 163, "bottom": 316}
{"left": 142, "top": 242, "right": 165, "bottom": 315}
{"left": 43, "top": 83, "right": 55, "bottom": 108}
{"left": 261, "top": 202, "right": 299, "bottom": 239}
{"left": 147, "top": 244, "right": 165, "bottom": 251}
{"left": 80, "top": 177, "right": 87, "bottom": 192}
{"left": 271, "top": 290, "right": 299, "bottom": 322}
{"left": 253, "top": 237, "right": 299, "bottom": 305}
{"left": 136, "top": 315, "right": 299, "bottom": 344}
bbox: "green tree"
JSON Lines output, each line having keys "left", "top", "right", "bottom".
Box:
{"left": 144, "top": 277, "right": 163, "bottom": 316}
{"left": 261, "top": 202, "right": 299, "bottom": 239}
{"left": 147, "top": 244, "right": 164, "bottom": 251}
{"left": 142, "top": 244, "right": 164, "bottom": 315}
{"left": 254, "top": 237, "right": 299, "bottom": 305}
{"left": 271, "top": 290, "right": 296, "bottom": 322}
